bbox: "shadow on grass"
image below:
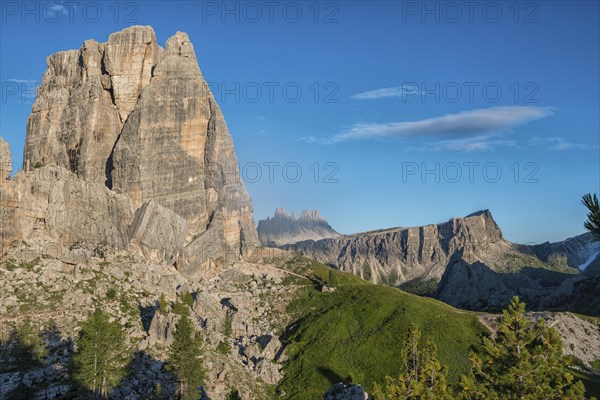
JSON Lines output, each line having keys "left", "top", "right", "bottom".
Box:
{"left": 317, "top": 366, "right": 344, "bottom": 386}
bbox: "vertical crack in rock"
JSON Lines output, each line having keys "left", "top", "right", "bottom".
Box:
{"left": 0, "top": 136, "right": 11, "bottom": 180}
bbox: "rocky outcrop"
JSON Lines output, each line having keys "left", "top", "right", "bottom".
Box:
{"left": 258, "top": 208, "right": 340, "bottom": 246}
{"left": 147, "top": 310, "right": 181, "bottom": 345}
{"left": 103, "top": 27, "right": 163, "bottom": 121}
{"left": 23, "top": 27, "right": 163, "bottom": 184}
{"left": 128, "top": 201, "right": 189, "bottom": 264}
{"left": 324, "top": 383, "right": 369, "bottom": 400}
{"left": 537, "top": 312, "right": 600, "bottom": 368}
{"left": 0, "top": 248, "right": 301, "bottom": 399}
{"left": 111, "top": 31, "right": 221, "bottom": 230}
{"left": 0, "top": 166, "right": 135, "bottom": 256}
{"left": 24, "top": 39, "right": 124, "bottom": 184}
{"left": 19, "top": 26, "right": 258, "bottom": 275}
{"left": 0, "top": 137, "right": 11, "bottom": 180}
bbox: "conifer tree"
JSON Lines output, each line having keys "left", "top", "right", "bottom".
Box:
{"left": 167, "top": 308, "right": 205, "bottom": 400}
{"left": 5, "top": 318, "right": 48, "bottom": 399}
{"left": 459, "top": 296, "right": 587, "bottom": 400}
{"left": 72, "top": 310, "right": 130, "bottom": 398}
{"left": 226, "top": 387, "right": 242, "bottom": 400}
{"left": 582, "top": 193, "right": 600, "bottom": 241}
{"left": 181, "top": 290, "right": 194, "bottom": 307}
{"left": 153, "top": 382, "right": 165, "bottom": 400}
{"left": 328, "top": 269, "right": 339, "bottom": 286}
{"left": 158, "top": 293, "right": 168, "bottom": 314}
{"left": 372, "top": 324, "right": 451, "bottom": 399}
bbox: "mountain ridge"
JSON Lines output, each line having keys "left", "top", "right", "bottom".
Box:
{"left": 282, "top": 210, "right": 600, "bottom": 313}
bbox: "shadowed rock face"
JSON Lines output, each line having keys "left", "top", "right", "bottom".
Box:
{"left": 434, "top": 248, "right": 600, "bottom": 313}
{"left": 531, "top": 233, "right": 600, "bottom": 270}
{"left": 257, "top": 208, "right": 340, "bottom": 246}
{"left": 19, "top": 26, "right": 258, "bottom": 275}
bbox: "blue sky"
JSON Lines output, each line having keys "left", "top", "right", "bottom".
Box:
{"left": 1, "top": 1, "right": 599, "bottom": 243}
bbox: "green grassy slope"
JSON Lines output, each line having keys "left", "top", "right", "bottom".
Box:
{"left": 275, "top": 257, "right": 488, "bottom": 399}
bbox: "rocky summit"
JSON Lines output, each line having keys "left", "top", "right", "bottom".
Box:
{"left": 257, "top": 208, "right": 340, "bottom": 246}
{"left": 10, "top": 26, "right": 258, "bottom": 277}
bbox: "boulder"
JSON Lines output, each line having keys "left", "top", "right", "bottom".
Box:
{"left": 128, "top": 200, "right": 189, "bottom": 264}
{"left": 324, "top": 383, "right": 369, "bottom": 400}
{"left": 192, "top": 291, "right": 227, "bottom": 346}
{"left": 148, "top": 311, "right": 180, "bottom": 345}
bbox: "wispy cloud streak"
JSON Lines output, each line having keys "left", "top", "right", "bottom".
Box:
{"left": 302, "top": 106, "right": 554, "bottom": 146}
{"left": 528, "top": 136, "right": 598, "bottom": 151}
{"left": 351, "top": 84, "right": 420, "bottom": 100}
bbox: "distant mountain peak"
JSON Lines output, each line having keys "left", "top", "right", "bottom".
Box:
{"left": 299, "top": 209, "right": 325, "bottom": 222}
{"left": 466, "top": 209, "right": 492, "bottom": 218}
{"left": 258, "top": 209, "right": 339, "bottom": 246}
{"left": 274, "top": 208, "right": 294, "bottom": 219}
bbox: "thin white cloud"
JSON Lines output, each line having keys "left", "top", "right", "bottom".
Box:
{"left": 46, "top": 2, "right": 70, "bottom": 17}
{"left": 351, "top": 84, "right": 420, "bottom": 100}
{"left": 528, "top": 136, "right": 598, "bottom": 151}
{"left": 416, "top": 137, "right": 516, "bottom": 152}
{"left": 301, "top": 106, "right": 554, "bottom": 145}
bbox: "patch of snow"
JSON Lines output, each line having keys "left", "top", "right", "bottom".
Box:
{"left": 578, "top": 250, "right": 600, "bottom": 271}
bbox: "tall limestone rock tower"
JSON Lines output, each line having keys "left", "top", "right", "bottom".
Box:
{"left": 22, "top": 26, "right": 258, "bottom": 275}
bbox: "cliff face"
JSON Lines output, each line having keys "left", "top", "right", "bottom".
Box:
{"left": 257, "top": 208, "right": 340, "bottom": 246}
{"left": 10, "top": 26, "right": 259, "bottom": 276}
